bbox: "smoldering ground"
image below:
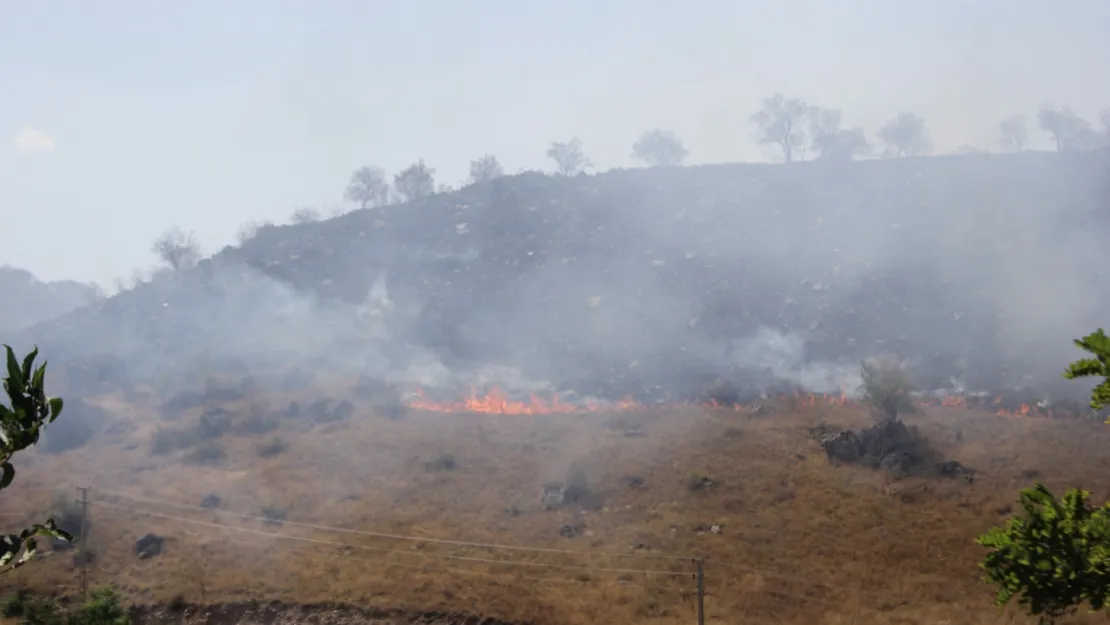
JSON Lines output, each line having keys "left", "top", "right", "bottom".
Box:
{"left": 7, "top": 155, "right": 1109, "bottom": 406}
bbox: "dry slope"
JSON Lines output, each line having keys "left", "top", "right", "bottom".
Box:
{"left": 5, "top": 387, "right": 1110, "bottom": 625}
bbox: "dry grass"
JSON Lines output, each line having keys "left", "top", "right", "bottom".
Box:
{"left": 4, "top": 381, "right": 1110, "bottom": 625}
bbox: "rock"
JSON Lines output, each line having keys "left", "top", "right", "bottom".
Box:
{"left": 880, "top": 451, "right": 912, "bottom": 479}
{"left": 623, "top": 475, "right": 645, "bottom": 489}
{"left": 687, "top": 475, "right": 715, "bottom": 491}
{"left": 541, "top": 483, "right": 566, "bottom": 510}
{"left": 623, "top": 428, "right": 646, "bottom": 438}
{"left": 820, "top": 430, "right": 862, "bottom": 463}
{"left": 200, "top": 493, "right": 221, "bottom": 508}
{"left": 134, "top": 533, "right": 166, "bottom": 560}
{"left": 935, "top": 460, "right": 976, "bottom": 484}
{"left": 332, "top": 399, "right": 355, "bottom": 421}
{"left": 559, "top": 523, "right": 584, "bottom": 538}
{"left": 285, "top": 401, "right": 301, "bottom": 418}
{"left": 197, "top": 408, "right": 232, "bottom": 439}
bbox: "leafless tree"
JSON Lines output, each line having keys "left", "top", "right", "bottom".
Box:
{"left": 344, "top": 166, "right": 390, "bottom": 209}
{"left": 468, "top": 154, "right": 505, "bottom": 183}
{"left": 289, "top": 206, "right": 321, "bottom": 224}
{"left": 998, "top": 116, "right": 1028, "bottom": 152}
{"left": 547, "top": 138, "right": 592, "bottom": 176}
{"left": 877, "top": 112, "right": 933, "bottom": 158}
{"left": 808, "top": 107, "right": 871, "bottom": 161}
{"left": 750, "top": 94, "right": 810, "bottom": 162}
{"left": 631, "top": 129, "right": 688, "bottom": 167}
{"left": 393, "top": 160, "right": 436, "bottom": 201}
{"left": 152, "top": 227, "right": 200, "bottom": 270}
{"left": 1037, "top": 105, "right": 1094, "bottom": 152}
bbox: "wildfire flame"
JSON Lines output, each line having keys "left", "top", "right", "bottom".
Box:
{"left": 408, "top": 387, "right": 640, "bottom": 415}
{"left": 406, "top": 387, "right": 1070, "bottom": 420}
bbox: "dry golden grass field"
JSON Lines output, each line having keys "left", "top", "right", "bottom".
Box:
{"left": 5, "top": 379, "right": 1110, "bottom": 625}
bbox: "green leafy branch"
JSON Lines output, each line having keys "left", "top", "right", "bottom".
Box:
{"left": 0, "top": 345, "right": 72, "bottom": 571}
{"left": 1062, "top": 328, "right": 1110, "bottom": 413}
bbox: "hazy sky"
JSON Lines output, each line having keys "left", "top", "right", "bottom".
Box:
{"left": 2, "top": 0, "right": 1108, "bottom": 286}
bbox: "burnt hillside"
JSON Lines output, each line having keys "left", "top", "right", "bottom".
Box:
{"left": 13, "top": 151, "right": 1110, "bottom": 402}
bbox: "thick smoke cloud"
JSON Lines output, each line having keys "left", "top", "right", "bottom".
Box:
{"left": 8, "top": 153, "right": 1109, "bottom": 406}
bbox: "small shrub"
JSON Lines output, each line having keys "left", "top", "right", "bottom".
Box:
{"left": 255, "top": 437, "right": 287, "bottom": 458}
{"left": 686, "top": 473, "right": 715, "bottom": 491}
{"left": 237, "top": 415, "right": 278, "bottom": 435}
{"left": 424, "top": 452, "right": 457, "bottom": 471}
{"left": 563, "top": 460, "right": 600, "bottom": 508}
{"left": 183, "top": 442, "right": 227, "bottom": 466}
{"left": 150, "top": 426, "right": 196, "bottom": 455}
{"left": 74, "top": 585, "right": 130, "bottom": 625}
{"left": 2, "top": 590, "right": 29, "bottom": 617}
{"left": 260, "top": 504, "right": 286, "bottom": 525}
{"left": 50, "top": 492, "right": 86, "bottom": 541}
{"left": 19, "top": 595, "right": 63, "bottom": 625}
{"left": 197, "top": 408, "right": 231, "bottom": 439}
{"left": 859, "top": 356, "right": 917, "bottom": 423}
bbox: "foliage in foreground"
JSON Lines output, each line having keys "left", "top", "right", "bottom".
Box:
{"left": 977, "top": 485, "right": 1110, "bottom": 624}
{"left": 3, "top": 585, "right": 129, "bottom": 625}
{"left": 1062, "top": 328, "right": 1110, "bottom": 413}
{"left": 0, "top": 345, "right": 72, "bottom": 571}
{"left": 977, "top": 328, "right": 1110, "bottom": 624}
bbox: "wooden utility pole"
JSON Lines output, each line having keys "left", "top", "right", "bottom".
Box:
{"left": 76, "top": 486, "right": 89, "bottom": 601}
{"left": 696, "top": 559, "right": 705, "bottom": 625}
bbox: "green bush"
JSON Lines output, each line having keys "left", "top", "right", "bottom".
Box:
{"left": 6, "top": 586, "right": 129, "bottom": 625}
{"left": 976, "top": 328, "right": 1110, "bottom": 623}
{"left": 978, "top": 484, "right": 1110, "bottom": 624}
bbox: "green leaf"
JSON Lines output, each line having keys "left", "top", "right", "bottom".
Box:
{"left": 0, "top": 462, "right": 12, "bottom": 489}
{"left": 3, "top": 346, "right": 23, "bottom": 393}
{"left": 48, "top": 397, "right": 63, "bottom": 421}
{"left": 18, "top": 346, "right": 37, "bottom": 383}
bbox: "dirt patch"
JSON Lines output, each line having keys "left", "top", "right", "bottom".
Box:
{"left": 130, "top": 601, "right": 521, "bottom": 625}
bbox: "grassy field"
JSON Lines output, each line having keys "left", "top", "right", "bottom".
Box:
{"left": 4, "top": 380, "right": 1110, "bottom": 625}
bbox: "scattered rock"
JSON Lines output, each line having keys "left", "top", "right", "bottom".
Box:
{"left": 541, "top": 483, "right": 566, "bottom": 510}
{"left": 332, "top": 399, "right": 355, "bottom": 421}
{"left": 285, "top": 401, "right": 301, "bottom": 418}
{"left": 134, "top": 533, "right": 166, "bottom": 560}
{"left": 687, "top": 475, "right": 715, "bottom": 491}
{"left": 200, "top": 493, "right": 221, "bottom": 508}
{"left": 935, "top": 460, "right": 976, "bottom": 484}
{"left": 559, "top": 523, "right": 584, "bottom": 538}
{"left": 622, "top": 475, "right": 645, "bottom": 489}
{"left": 880, "top": 451, "right": 913, "bottom": 480}
{"left": 693, "top": 523, "right": 723, "bottom": 535}
{"left": 306, "top": 399, "right": 333, "bottom": 420}
{"left": 818, "top": 419, "right": 933, "bottom": 478}
{"left": 504, "top": 505, "right": 522, "bottom": 517}
{"left": 198, "top": 408, "right": 232, "bottom": 439}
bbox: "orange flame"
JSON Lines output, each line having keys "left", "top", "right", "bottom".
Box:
{"left": 407, "top": 387, "right": 640, "bottom": 415}
{"left": 405, "top": 386, "right": 1072, "bottom": 420}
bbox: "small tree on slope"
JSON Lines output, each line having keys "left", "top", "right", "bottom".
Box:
{"left": 0, "top": 345, "right": 71, "bottom": 571}
{"left": 977, "top": 328, "right": 1110, "bottom": 624}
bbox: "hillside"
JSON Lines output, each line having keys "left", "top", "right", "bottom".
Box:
{"left": 5, "top": 382, "right": 1110, "bottom": 625}
{"left": 0, "top": 266, "right": 100, "bottom": 334}
{"left": 14, "top": 151, "right": 1109, "bottom": 406}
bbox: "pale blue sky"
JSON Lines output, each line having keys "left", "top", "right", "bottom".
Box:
{"left": 2, "top": 0, "right": 1108, "bottom": 286}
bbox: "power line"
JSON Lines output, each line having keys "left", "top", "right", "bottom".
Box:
{"left": 170, "top": 526, "right": 689, "bottom": 594}
{"left": 96, "top": 489, "right": 693, "bottom": 561}
{"left": 91, "top": 500, "right": 691, "bottom": 578}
